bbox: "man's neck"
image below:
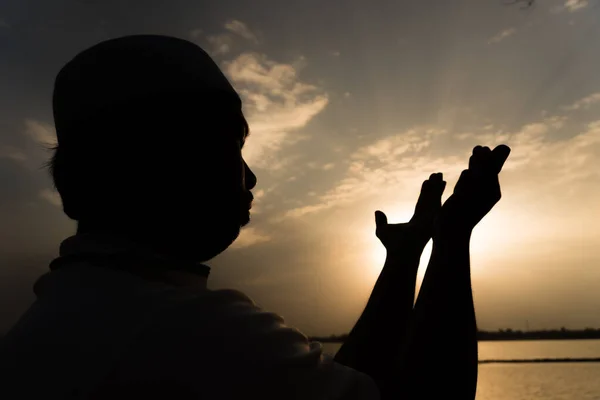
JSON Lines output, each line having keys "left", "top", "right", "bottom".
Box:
{"left": 63, "top": 230, "right": 210, "bottom": 289}
{"left": 161, "top": 269, "right": 208, "bottom": 290}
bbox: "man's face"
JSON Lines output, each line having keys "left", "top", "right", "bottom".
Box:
{"left": 240, "top": 159, "right": 257, "bottom": 226}
{"left": 167, "top": 109, "right": 257, "bottom": 261}
{"left": 103, "top": 98, "right": 257, "bottom": 262}
{"left": 208, "top": 113, "right": 256, "bottom": 227}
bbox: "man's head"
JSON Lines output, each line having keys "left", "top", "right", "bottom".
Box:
{"left": 51, "top": 35, "right": 257, "bottom": 262}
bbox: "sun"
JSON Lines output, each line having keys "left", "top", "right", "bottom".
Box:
{"left": 364, "top": 233, "right": 433, "bottom": 282}
{"left": 351, "top": 200, "right": 519, "bottom": 283}
{"left": 470, "top": 206, "right": 517, "bottom": 258}
{"left": 355, "top": 199, "right": 525, "bottom": 288}
{"left": 359, "top": 202, "right": 418, "bottom": 279}
{"left": 372, "top": 241, "right": 387, "bottom": 269}
{"left": 357, "top": 234, "right": 386, "bottom": 280}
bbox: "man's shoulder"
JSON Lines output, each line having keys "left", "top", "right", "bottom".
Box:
{"left": 154, "top": 287, "right": 261, "bottom": 320}
{"left": 115, "top": 287, "right": 310, "bottom": 377}
{"left": 143, "top": 287, "right": 289, "bottom": 343}
{"left": 112, "top": 287, "right": 379, "bottom": 399}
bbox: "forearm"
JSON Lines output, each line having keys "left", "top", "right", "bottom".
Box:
{"left": 401, "top": 232, "right": 478, "bottom": 399}
{"left": 335, "top": 243, "right": 424, "bottom": 386}
{"left": 353, "top": 246, "right": 422, "bottom": 336}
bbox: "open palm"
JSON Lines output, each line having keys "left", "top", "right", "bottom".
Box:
{"left": 435, "top": 145, "right": 511, "bottom": 237}
{"left": 375, "top": 173, "right": 446, "bottom": 251}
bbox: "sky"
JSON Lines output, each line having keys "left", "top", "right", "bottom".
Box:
{"left": 0, "top": 0, "right": 600, "bottom": 335}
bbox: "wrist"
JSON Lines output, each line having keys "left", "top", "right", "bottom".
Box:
{"left": 433, "top": 227, "right": 472, "bottom": 244}
{"left": 385, "top": 240, "right": 427, "bottom": 259}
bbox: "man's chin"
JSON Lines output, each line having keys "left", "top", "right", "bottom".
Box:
{"left": 239, "top": 208, "right": 251, "bottom": 227}
{"left": 241, "top": 213, "right": 251, "bottom": 227}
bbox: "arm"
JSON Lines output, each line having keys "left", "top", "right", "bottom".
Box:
{"left": 400, "top": 145, "right": 511, "bottom": 400}
{"left": 401, "top": 230, "right": 477, "bottom": 399}
{"left": 334, "top": 239, "right": 426, "bottom": 383}
{"left": 335, "top": 174, "right": 446, "bottom": 395}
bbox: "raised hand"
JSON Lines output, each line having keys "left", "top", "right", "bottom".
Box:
{"left": 436, "top": 145, "right": 511, "bottom": 236}
{"left": 375, "top": 173, "right": 446, "bottom": 251}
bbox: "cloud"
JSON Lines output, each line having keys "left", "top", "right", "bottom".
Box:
{"left": 24, "top": 119, "right": 57, "bottom": 146}
{"left": 511, "top": 119, "right": 600, "bottom": 185}
{"left": 283, "top": 128, "right": 452, "bottom": 218}
{"left": 449, "top": 116, "right": 570, "bottom": 171}
{"left": 564, "top": 0, "right": 589, "bottom": 11}
{"left": 0, "top": 146, "right": 27, "bottom": 162}
{"left": 351, "top": 128, "right": 442, "bottom": 164}
{"left": 207, "top": 34, "right": 233, "bottom": 55}
{"left": 229, "top": 227, "right": 271, "bottom": 249}
{"left": 281, "top": 111, "right": 600, "bottom": 220}
{"left": 194, "top": 21, "right": 328, "bottom": 170}
{"left": 448, "top": 116, "right": 600, "bottom": 193}
{"left": 564, "top": 92, "right": 600, "bottom": 111}
{"left": 224, "top": 53, "right": 329, "bottom": 169}
{"left": 224, "top": 20, "right": 258, "bottom": 43}
{"left": 189, "top": 28, "right": 203, "bottom": 39}
{"left": 284, "top": 202, "right": 331, "bottom": 219}
{"left": 197, "top": 19, "right": 259, "bottom": 56}
{"left": 254, "top": 189, "right": 266, "bottom": 199}
{"left": 488, "top": 27, "right": 517, "bottom": 44}
{"left": 39, "top": 189, "right": 62, "bottom": 207}
{"left": 0, "top": 18, "right": 9, "bottom": 29}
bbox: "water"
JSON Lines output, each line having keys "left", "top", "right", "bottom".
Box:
{"left": 478, "top": 339, "right": 600, "bottom": 361}
{"left": 321, "top": 340, "right": 600, "bottom": 399}
{"left": 476, "top": 363, "right": 600, "bottom": 400}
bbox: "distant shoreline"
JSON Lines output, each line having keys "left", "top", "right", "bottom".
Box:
{"left": 312, "top": 337, "right": 600, "bottom": 343}
{"left": 310, "top": 329, "right": 600, "bottom": 343}
{"left": 479, "top": 358, "right": 600, "bottom": 364}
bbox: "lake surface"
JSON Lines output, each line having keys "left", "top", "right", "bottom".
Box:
{"left": 321, "top": 340, "right": 600, "bottom": 400}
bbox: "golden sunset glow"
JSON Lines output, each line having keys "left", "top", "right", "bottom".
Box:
{"left": 1, "top": 0, "right": 600, "bottom": 340}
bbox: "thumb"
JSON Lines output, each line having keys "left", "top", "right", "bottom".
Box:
{"left": 492, "top": 144, "right": 511, "bottom": 174}
{"left": 375, "top": 210, "right": 388, "bottom": 228}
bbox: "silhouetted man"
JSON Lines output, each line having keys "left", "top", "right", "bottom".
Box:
{"left": 0, "top": 35, "right": 510, "bottom": 400}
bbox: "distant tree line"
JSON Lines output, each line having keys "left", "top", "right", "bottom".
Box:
{"left": 478, "top": 327, "right": 600, "bottom": 341}
{"left": 311, "top": 328, "right": 600, "bottom": 343}
{"left": 503, "top": 0, "right": 535, "bottom": 9}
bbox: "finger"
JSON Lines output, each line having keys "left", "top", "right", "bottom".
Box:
{"left": 479, "top": 146, "right": 493, "bottom": 173}
{"left": 473, "top": 145, "right": 490, "bottom": 156}
{"left": 470, "top": 146, "right": 492, "bottom": 174}
{"left": 417, "top": 180, "right": 431, "bottom": 209}
{"left": 431, "top": 173, "right": 445, "bottom": 195}
{"left": 429, "top": 172, "right": 443, "bottom": 182}
{"left": 491, "top": 144, "right": 511, "bottom": 173}
{"left": 476, "top": 146, "right": 491, "bottom": 155}
{"left": 454, "top": 169, "right": 471, "bottom": 194}
{"left": 468, "top": 147, "right": 481, "bottom": 170}
{"left": 432, "top": 180, "right": 447, "bottom": 198}
{"left": 375, "top": 210, "right": 388, "bottom": 228}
